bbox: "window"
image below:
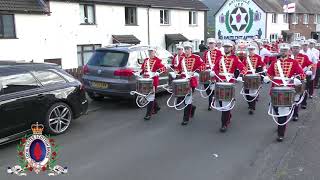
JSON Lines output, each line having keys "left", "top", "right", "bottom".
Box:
{"left": 292, "top": 14, "right": 298, "bottom": 24}
{"left": 160, "top": 10, "right": 170, "bottom": 25}
{"left": 271, "top": 13, "right": 277, "bottom": 23}
{"left": 77, "top": 44, "right": 101, "bottom": 66}
{"left": 189, "top": 11, "right": 198, "bottom": 25}
{"left": 33, "top": 70, "right": 66, "bottom": 86}
{"left": 125, "top": 7, "right": 137, "bottom": 25}
{"left": 87, "top": 51, "right": 129, "bottom": 67}
{"left": 0, "top": 14, "right": 16, "bottom": 38}
{"left": 314, "top": 14, "right": 320, "bottom": 24}
{"left": 80, "top": 4, "right": 95, "bottom": 24}
{"left": 0, "top": 72, "right": 39, "bottom": 95}
{"left": 303, "top": 14, "right": 309, "bottom": 24}
{"left": 283, "top": 14, "right": 288, "bottom": 23}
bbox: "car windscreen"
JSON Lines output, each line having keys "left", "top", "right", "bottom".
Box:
{"left": 87, "top": 50, "right": 129, "bottom": 67}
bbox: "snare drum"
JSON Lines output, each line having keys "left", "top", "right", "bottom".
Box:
{"left": 168, "top": 72, "right": 181, "bottom": 86}
{"left": 172, "top": 79, "right": 190, "bottom": 97}
{"left": 215, "top": 82, "right": 235, "bottom": 101}
{"left": 294, "top": 80, "right": 306, "bottom": 95}
{"left": 271, "top": 87, "right": 295, "bottom": 107}
{"left": 136, "top": 78, "right": 153, "bottom": 95}
{"left": 243, "top": 74, "right": 261, "bottom": 90}
{"left": 199, "top": 70, "right": 211, "bottom": 84}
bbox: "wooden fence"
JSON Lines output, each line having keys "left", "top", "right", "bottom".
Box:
{"left": 64, "top": 67, "right": 83, "bottom": 81}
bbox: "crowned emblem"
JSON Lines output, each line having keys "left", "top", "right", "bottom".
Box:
{"left": 7, "top": 123, "right": 68, "bottom": 176}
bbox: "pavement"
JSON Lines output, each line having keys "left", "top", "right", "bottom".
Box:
{"left": 0, "top": 84, "right": 319, "bottom": 180}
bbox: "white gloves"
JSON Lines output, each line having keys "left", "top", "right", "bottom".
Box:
{"left": 306, "top": 70, "right": 312, "bottom": 76}
{"left": 294, "top": 78, "right": 302, "bottom": 86}
{"left": 263, "top": 76, "right": 271, "bottom": 83}
{"left": 263, "top": 68, "right": 268, "bottom": 73}
{"left": 210, "top": 71, "right": 215, "bottom": 77}
{"left": 236, "top": 77, "right": 243, "bottom": 82}
{"left": 193, "top": 72, "right": 199, "bottom": 77}
{"left": 133, "top": 72, "right": 141, "bottom": 77}
{"left": 169, "top": 72, "right": 176, "bottom": 79}
{"left": 154, "top": 72, "right": 160, "bottom": 77}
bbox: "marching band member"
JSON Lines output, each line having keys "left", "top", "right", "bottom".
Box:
{"left": 216, "top": 39, "right": 225, "bottom": 55}
{"left": 242, "top": 44, "right": 266, "bottom": 114}
{"left": 309, "top": 39, "right": 320, "bottom": 89}
{"left": 213, "top": 40, "right": 247, "bottom": 132}
{"left": 140, "top": 47, "right": 166, "bottom": 120}
{"left": 314, "top": 43, "right": 320, "bottom": 89}
{"left": 203, "top": 38, "right": 223, "bottom": 111}
{"left": 176, "top": 42, "right": 205, "bottom": 126}
{"left": 264, "top": 43, "right": 304, "bottom": 142}
{"left": 290, "top": 42, "right": 312, "bottom": 120}
{"left": 171, "top": 44, "right": 185, "bottom": 71}
{"left": 300, "top": 40, "right": 317, "bottom": 99}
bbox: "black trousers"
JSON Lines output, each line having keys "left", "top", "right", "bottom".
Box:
{"left": 204, "top": 83, "right": 214, "bottom": 107}
{"left": 245, "top": 89, "right": 256, "bottom": 110}
{"left": 314, "top": 67, "right": 320, "bottom": 88}
{"left": 182, "top": 88, "right": 196, "bottom": 122}
{"left": 273, "top": 107, "right": 287, "bottom": 137}
{"left": 219, "top": 101, "right": 231, "bottom": 127}
{"left": 145, "top": 100, "right": 159, "bottom": 117}
{"left": 306, "top": 75, "right": 314, "bottom": 96}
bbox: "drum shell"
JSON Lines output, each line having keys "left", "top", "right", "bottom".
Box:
{"left": 271, "top": 87, "right": 295, "bottom": 107}
{"left": 168, "top": 73, "right": 181, "bottom": 86}
{"left": 199, "top": 70, "right": 212, "bottom": 84}
{"left": 215, "top": 82, "right": 235, "bottom": 101}
{"left": 243, "top": 74, "right": 261, "bottom": 90}
{"left": 136, "top": 79, "right": 153, "bottom": 95}
{"left": 172, "top": 80, "right": 190, "bottom": 97}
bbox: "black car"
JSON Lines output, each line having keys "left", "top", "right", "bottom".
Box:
{"left": 0, "top": 61, "right": 88, "bottom": 145}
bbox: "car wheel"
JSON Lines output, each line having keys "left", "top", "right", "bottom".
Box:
{"left": 87, "top": 92, "right": 104, "bottom": 101}
{"left": 45, "top": 102, "right": 73, "bottom": 135}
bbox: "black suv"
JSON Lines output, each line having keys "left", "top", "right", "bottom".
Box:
{"left": 0, "top": 62, "right": 88, "bottom": 145}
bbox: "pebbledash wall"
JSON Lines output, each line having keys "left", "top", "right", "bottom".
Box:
{"left": 214, "top": 0, "right": 289, "bottom": 41}
{"left": 0, "top": 1, "right": 205, "bottom": 69}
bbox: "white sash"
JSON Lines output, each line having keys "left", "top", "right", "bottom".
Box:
{"left": 247, "top": 55, "right": 256, "bottom": 74}
{"left": 221, "top": 56, "right": 231, "bottom": 82}
{"left": 181, "top": 57, "right": 189, "bottom": 78}
{"left": 207, "top": 51, "right": 213, "bottom": 69}
{"left": 276, "top": 60, "right": 288, "bottom": 86}
{"left": 175, "top": 55, "right": 179, "bottom": 67}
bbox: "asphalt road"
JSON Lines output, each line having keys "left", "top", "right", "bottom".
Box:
{"left": 0, "top": 83, "right": 319, "bottom": 180}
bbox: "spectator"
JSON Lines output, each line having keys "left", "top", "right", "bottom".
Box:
{"left": 199, "top": 40, "right": 207, "bottom": 52}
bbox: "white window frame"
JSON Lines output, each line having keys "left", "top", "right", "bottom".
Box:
{"left": 283, "top": 14, "right": 288, "bottom": 23}
{"left": 271, "top": 13, "right": 277, "bottom": 23}
{"left": 160, "top": 9, "right": 170, "bottom": 25}
{"left": 79, "top": 4, "right": 95, "bottom": 25}
{"left": 292, "top": 14, "right": 298, "bottom": 24}
{"left": 303, "top": 14, "right": 309, "bottom": 24}
{"left": 314, "top": 14, "right": 320, "bottom": 24}
{"left": 189, "top": 11, "right": 198, "bottom": 25}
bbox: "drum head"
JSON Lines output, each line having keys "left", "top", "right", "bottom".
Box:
{"left": 216, "top": 82, "right": 234, "bottom": 86}
{"left": 272, "top": 87, "right": 295, "bottom": 91}
{"left": 138, "top": 78, "right": 153, "bottom": 82}
{"left": 173, "top": 79, "right": 188, "bottom": 83}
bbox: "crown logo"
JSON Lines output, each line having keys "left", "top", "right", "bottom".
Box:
{"left": 31, "top": 122, "right": 44, "bottom": 135}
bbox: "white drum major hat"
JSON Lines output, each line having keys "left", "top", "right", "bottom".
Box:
{"left": 207, "top": 38, "right": 216, "bottom": 44}
{"left": 222, "top": 40, "right": 233, "bottom": 47}
{"left": 300, "top": 40, "right": 309, "bottom": 45}
{"left": 176, "top": 43, "right": 184, "bottom": 49}
{"left": 183, "top": 41, "right": 193, "bottom": 48}
{"left": 308, "top": 39, "right": 317, "bottom": 44}
{"left": 279, "top": 43, "right": 290, "bottom": 50}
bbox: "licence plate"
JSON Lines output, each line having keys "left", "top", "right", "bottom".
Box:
{"left": 90, "top": 81, "right": 109, "bottom": 89}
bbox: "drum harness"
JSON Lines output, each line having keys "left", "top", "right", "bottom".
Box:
{"left": 210, "top": 56, "right": 236, "bottom": 112}
{"left": 266, "top": 60, "right": 305, "bottom": 126}
{"left": 130, "top": 58, "right": 158, "bottom": 108}
{"left": 240, "top": 55, "right": 263, "bottom": 102}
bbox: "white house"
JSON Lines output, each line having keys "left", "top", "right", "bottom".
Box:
{"left": 0, "top": 0, "right": 208, "bottom": 68}
{"left": 214, "top": 0, "right": 289, "bottom": 41}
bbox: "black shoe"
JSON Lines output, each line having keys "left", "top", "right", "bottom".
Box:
{"left": 208, "top": 106, "right": 212, "bottom": 111}
{"left": 181, "top": 120, "right": 189, "bottom": 126}
{"left": 277, "top": 136, "right": 284, "bottom": 142}
{"left": 301, "top": 105, "right": 307, "bottom": 109}
{"left": 292, "top": 116, "right": 298, "bottom": 122}
{"left": 249, "top": 110, "right": 253, "bottom": 115}
{"left": 144, "top": 116, "right": 151, "bottom": 121}
{"left": 220, "top": 126, "right": 227, "bottom": 133}
{"left": 191, "top": 106, "right": 196, "bottom": 118}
